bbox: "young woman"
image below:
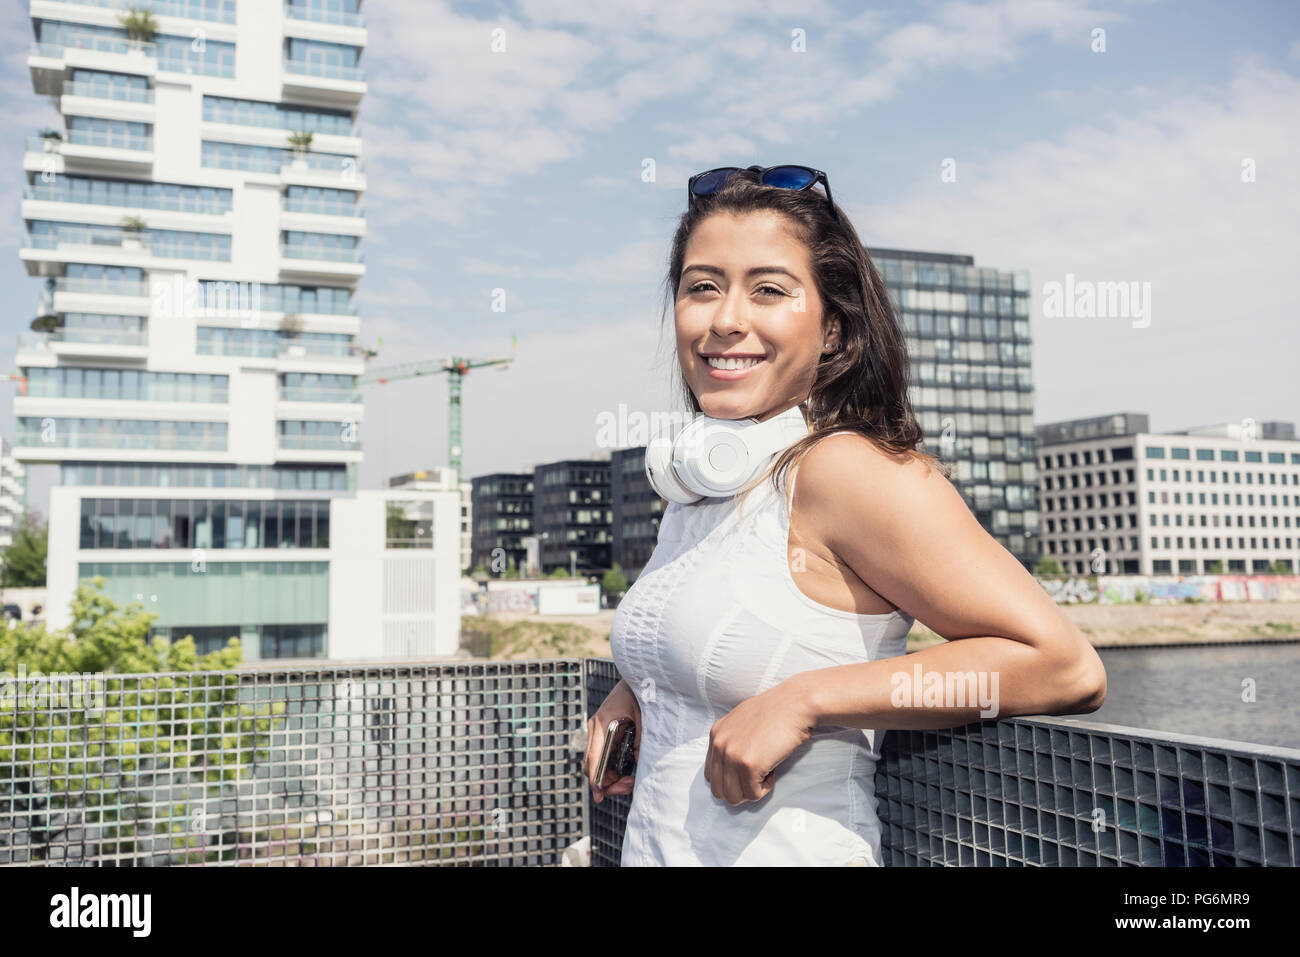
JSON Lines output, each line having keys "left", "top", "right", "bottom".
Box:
{"left": 588, "top": 165, "right": 1106, "bottom": 866}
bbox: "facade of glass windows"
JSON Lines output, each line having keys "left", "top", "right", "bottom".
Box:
{"left": 20, "top": 1, "right": 367, "bottom": 658}
{"left": 79, "top": 498, "right": 332, "bottom": 550}
{"left": 469, "top": 473, "right": 534, "bottom": 572}
{"left": 610, "top": 446, "right": 663, "bottom": 580}
{"left": 532, "top": 461, "right": 611, "bottom": 576}
{"left": 869, "top": 248, "right": 1038, "bottom": 568}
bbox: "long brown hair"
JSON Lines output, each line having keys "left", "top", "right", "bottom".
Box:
{"left": 660, "top": 168, "right": 950, "bottom": 515}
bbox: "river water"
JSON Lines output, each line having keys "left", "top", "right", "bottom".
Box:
{"left": 1073, "top": 640, "right": 1300, "bottom": 751}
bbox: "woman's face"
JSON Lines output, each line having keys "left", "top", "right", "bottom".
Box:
{"left": 675, "top": 210, "right": 839, "bottom": 422}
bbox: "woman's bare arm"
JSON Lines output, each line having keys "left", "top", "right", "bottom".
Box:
{"left": 781, "top": 433, "right": 1106, "bottom": 729}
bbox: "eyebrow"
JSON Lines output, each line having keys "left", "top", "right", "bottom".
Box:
{"left": 682, "top": 264, "right": 802, "bottom": 281}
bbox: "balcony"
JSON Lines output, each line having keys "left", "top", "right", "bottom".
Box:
{"left": 50, "top": 0, "right": 236, "bottom": 24}
{"left": 282, "top": 59, "right": 366, "bottom": 107}
{"left": 29, "top": 39, "right": 157, "bottom": 95}
{"left": 33, "top": 128, "right": 155, "bottom": 172}
{"left": 282, "top": 196, "right": 366, "bottom": 218}
{"left": 279, "top": 243, "right": 364, "bottom": 282}
{"left": 17, "top": 328, "right": 149, "bottom": 362}
{"left": 23, "top": 183, "right": 229, "bottom": 215}
{"left": 0, "top": 657, "right": 1296, "bottom": 866}
{"left": 279, "top": 386, "right": 362, "bottom": 403}
{"left": 286, "top": 3, "right": 366, "bottom": 27}
{"left": 62, "top": 79, "right": 154, "bottom": 103}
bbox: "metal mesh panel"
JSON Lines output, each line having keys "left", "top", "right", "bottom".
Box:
{"left": 584, "top": 658, "right": 630, "bottom": 867}
{"left": 583, "top": 658, "right": 1300, "bottom": 867}
{"left": 1, "top": 660, "right": 586, "bottom": 866}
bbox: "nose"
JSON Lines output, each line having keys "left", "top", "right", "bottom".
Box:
{"left": 708, "top": 284, "right": 750, "bottom": 339}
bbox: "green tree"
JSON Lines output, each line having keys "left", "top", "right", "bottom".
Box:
{"left": 0, "top": 579, "right": 285, "bottom": 864}
{"left": 549, "top": 566, "right": 570, "bottom": 578}
{"left": 1034, "top": 556, "right": 1065, "bottom": 578}
{"left": 602, "top": 563, "right": 628, "bottom": 602}
{"left": 1205, "top": 560, "right": 1225, "bottom": 574}
{"left": 3, "top": 512, "right": 48, "bottom": 587}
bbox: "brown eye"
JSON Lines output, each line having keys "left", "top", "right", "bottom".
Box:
{"left": 758, "top": 285, "right": 785, "bottom": 297}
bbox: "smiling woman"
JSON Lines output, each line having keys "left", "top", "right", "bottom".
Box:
{"left": 587, "top": 166, "right": 1106, "bottom": 867}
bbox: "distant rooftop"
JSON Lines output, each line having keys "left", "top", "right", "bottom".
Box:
{"left": 866, "top": 247, "right": 975, "bottom": 266}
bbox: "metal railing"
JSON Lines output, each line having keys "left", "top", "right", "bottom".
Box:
{"left": 3, "top": 657, "right": 1295, "bottom": 866}
{"left": 31, "top": 39, "right": 159, "bottom": 60}
{"left": 283, "top": 59, "right": 365, "bottom": 82}
{"left": 24, "top": 184, "right": 228, "bottom": 215}
{"left": 65, "top": 128, "right": 154, "bottom": 151}
{"left": 283, "top": 197, "right": 365, "bottom": 217}
{"left": 285, "top": 3, "right": 365, "bottom": 28}
{"left": 54, "top": 277, "right": 151, "bottom": 296}
{"left": 281, "top": 244, "right": 364, "bottom": 263}
{"left": 62, "top": 80, "right": 155, "bottom": 103}
{"left": 0, "top": 662, "right": 583, "bottom": 865}
{"left": 55, "top": 0, "right": 236, "bottom": 24}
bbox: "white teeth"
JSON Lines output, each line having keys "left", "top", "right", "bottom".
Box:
{"left": 706, "top": 356, "right": 763, "bottom": 370}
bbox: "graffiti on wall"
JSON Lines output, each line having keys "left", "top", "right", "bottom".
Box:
{"left": 1038, "top": 575, "right": 1300, "bottom": 604}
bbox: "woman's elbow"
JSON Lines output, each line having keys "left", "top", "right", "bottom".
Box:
{"left": 1038, "top": 641, "right": 1107, "bottom": 716}
{"left": 1062, "top": 645, "right": 1107, "bottom": 714}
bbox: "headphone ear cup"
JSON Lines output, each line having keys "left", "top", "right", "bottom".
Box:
{"left": 645, "top": 432, "right": 703, "bottom": 504}
{"left": 674, "top": 417, "right": 758, "bottom": 498}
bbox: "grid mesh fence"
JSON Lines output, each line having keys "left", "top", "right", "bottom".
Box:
{"left": 584, "top": 657, "right": 1300, "bottom": 867}
{"left": 1, "top": 660, "right": 587, "bottom": 866}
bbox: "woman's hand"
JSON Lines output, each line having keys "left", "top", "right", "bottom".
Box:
{"left": 704, "top": 676, "right": 817, "bottom": 806}
{"left": 585, "top": 678, "right": 642, "bottom": 804}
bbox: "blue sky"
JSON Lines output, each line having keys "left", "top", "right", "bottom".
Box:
{"left": 2, "top": 0, "right": 1298, "bottom": 515}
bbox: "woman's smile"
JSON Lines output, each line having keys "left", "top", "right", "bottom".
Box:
{"left": 701, "top": 353, "right": 767, "bottom": 379}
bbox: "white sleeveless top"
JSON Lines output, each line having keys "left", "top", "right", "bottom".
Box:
{"left": 609, "top": 432, "right": 915, "bottom": 866}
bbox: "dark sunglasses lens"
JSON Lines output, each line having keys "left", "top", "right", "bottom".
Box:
{"left": 762, "top": 166, "right": 817, "bottom": 189}
{"left": 691, "top": 168, "right": 741, "bottom": 196}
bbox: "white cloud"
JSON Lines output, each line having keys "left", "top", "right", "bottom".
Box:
{"left": 851, "top": 56, "right": 1300, "bottom": 427}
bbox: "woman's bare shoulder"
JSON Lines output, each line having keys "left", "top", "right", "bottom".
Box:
{"left": 793, "top": 432, "right": 958, "bottom": 532}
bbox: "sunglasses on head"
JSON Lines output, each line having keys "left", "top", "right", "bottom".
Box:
{"left": 687, "top": 165, "right": 838, "bottom": 220}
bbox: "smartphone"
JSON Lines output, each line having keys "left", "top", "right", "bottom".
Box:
{"left": 593, "top": 717, "right": 637, "bottom": 787}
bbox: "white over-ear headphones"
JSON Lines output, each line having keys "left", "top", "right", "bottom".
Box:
{"left": 644, "top": 403, "right": 811, "bottom": 504}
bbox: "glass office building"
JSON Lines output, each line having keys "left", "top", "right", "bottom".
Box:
{"left": 869, "top": 248, "right": 1039, "bottom": 568}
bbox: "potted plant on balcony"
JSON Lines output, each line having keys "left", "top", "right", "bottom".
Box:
{"left": 39, "top": 128, "right": 62, "bottom": 152}
{"left": 120, "top": 215, "right": 147, "bottom": 251}
{"left": 119, "top": 7, "right": 158, "bottom": 55}
{"left": 279, "top": 313, "right": 306, "bottom": 356}
{"left": 30, "top": 313, "right": 62, "bottom": 335}
{"left": 287, "top": 131, "right": 314, "bottom": 170}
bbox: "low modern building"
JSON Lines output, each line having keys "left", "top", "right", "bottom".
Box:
{"left": 469, "top": 471, "right": 533, "bottom": 573}
{"left": 1037, "top": 412, "right": 1300, "bottom": 575}
{"left": 609, "top": 445, "right": 662, "bottom": 580}
{"left": 46, "top": 482, "right": 462, "bottom": 659}
{"left": 388, "top": 467, "right": 472, "bottom": 573}
{"left": 531, "top": 457, "right": 610, "bottom": 576}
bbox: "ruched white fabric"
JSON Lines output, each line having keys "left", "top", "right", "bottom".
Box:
{"left": 610, "top": 433, "right": 915, "bottom": 866}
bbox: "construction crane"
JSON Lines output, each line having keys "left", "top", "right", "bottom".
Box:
{"left": 358, "top": 342, "right": 515, "bottom": 480}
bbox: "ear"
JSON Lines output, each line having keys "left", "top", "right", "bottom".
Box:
{"left": 822, "top": 317, "right": 841, "bottom": 353}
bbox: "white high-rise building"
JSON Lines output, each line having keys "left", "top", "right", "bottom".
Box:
{"left": 18, "top": 0, "right": 374, "bottom": 658}
{"left": 0, "top": 437, "right": 27, "bottom": 549}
